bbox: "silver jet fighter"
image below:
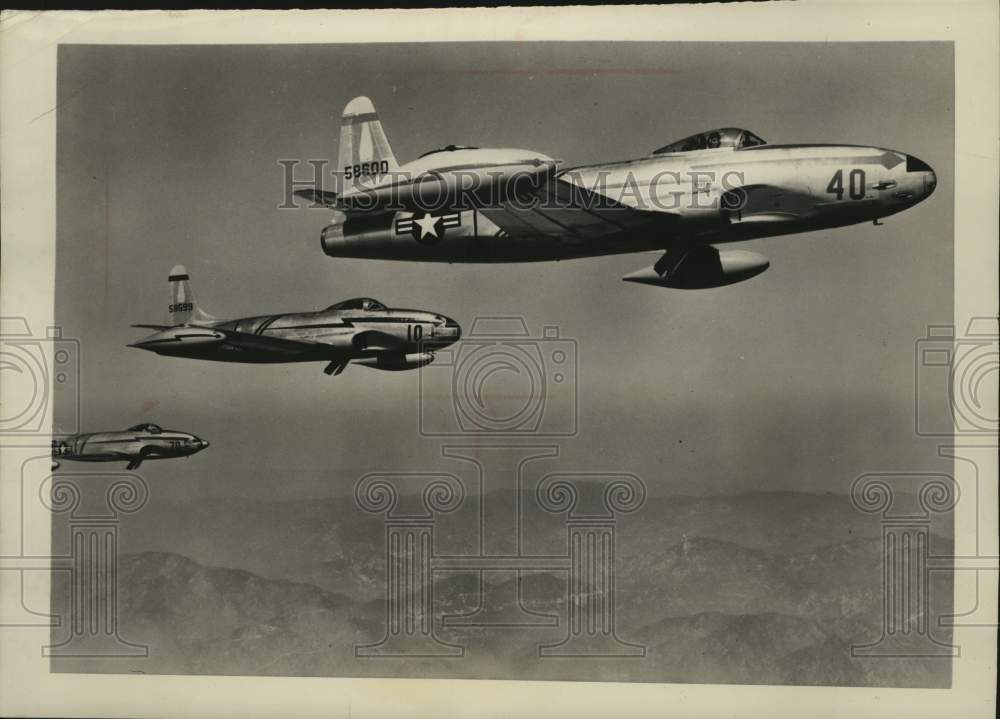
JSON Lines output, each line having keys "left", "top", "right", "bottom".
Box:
{"left": 309, "top": 98, "right": 937, "bottom": 289}
{"left": 130, "top": 266, "right": 461, "bottom": 376}
{"left": 51, "top": 423, "right": 209, "bottom": 471}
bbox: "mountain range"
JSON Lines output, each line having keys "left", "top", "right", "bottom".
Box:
{"left": 50, "top": 489, "right": 954, "bottom": 686}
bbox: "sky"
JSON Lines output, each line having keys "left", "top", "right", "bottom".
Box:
{"left": 55, "top": 42, "right": 954, "bottom": 503}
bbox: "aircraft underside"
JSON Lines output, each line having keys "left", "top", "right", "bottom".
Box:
{"left": 320, "top": 207, "right": 884, "bottom": 264}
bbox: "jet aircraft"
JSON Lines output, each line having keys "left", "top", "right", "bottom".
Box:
{"left": 129, "top": 266, "right": 461, "bottom": 376}
{"left": 51, "top": 423, "right": 209, "bottom": 470}
{"left": 303, "top": 97, "right": 937, "bottom": 289}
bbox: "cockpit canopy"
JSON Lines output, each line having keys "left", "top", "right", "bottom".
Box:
{"left": 418, "top": 144, "right": 480, "bottom": 159}
{"left": 327, "top": 297, "right": 387, "bottom": 311}
{"left": 652, "top": 128, "right": 766, "bottom": 155}
{"left": 128, "top": 423, "right": 162, "bottom": 434}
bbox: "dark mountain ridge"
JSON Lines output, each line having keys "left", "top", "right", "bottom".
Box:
{"left": 93, "top": 489, "right": 952, "bottom": 602}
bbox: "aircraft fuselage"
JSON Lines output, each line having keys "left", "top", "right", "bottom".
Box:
{"left": 132, "top": 307, "right": 461, "bottom": 367}
{"left": 320, "top": 144, "right": 936, "bottom": 263}
{"left": 52, "top": 426, "right": 209, "bottom": 470}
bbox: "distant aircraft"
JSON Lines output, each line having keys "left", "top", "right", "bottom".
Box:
{"left": 302, "top": 96, "right": 937, "bottom": 289}
{"left": 129, "top": 266, "right": 461, "bottom": 376}
{"left": 51, "top": 423, "right": 209, "bottom": 470}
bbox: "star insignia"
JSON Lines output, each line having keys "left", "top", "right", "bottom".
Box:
{"left": 413, "top": 214, "right": 441, "bottom": 241}
{"left": 395, "top": 212, "right": 462, "bottom": 245}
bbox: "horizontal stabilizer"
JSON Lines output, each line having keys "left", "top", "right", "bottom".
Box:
{"left": 294, "top": 188, "right": 339, "bottom": 208}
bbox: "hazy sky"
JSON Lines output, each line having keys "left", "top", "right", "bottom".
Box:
{"left": 55, "top": 42, "right": 954, "bottom": 503}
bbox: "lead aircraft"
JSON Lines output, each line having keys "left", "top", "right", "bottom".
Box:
{"left": 300, "top": 97, "right": 937, "bottom": 289}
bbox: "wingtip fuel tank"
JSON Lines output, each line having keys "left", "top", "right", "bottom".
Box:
{"left": 623, "top": 247, "right": 770, "bottom": 289}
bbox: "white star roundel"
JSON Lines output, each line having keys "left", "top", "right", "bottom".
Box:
{"left": 395, "top": 212, "right": 461, "bottom": 245}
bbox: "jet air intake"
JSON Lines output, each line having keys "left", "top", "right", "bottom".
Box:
{"left": 623, "top": 245, "right": 770, "bottom": 289}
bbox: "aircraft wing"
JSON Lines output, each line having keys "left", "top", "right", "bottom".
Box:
{"left": 209, "top": 327, "right": 403, "bottom": 357}
{"left": 214, "top": 328, "right": 336, "bottom": 357}
{"left": 478, "top": 173, "right": 822, "bottom": 241}
{"left": 477, "top": 173, "right": 672, "bottom": 244}
{"left": 294, "top": 188, "right": 339, "bottom": 208}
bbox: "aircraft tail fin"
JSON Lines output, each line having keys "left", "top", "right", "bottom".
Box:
{"left": 339, "top": 96, "right": 399, "bottom": 193}
{"left": 168, "top": 265, "right": 218, "bottom": 326}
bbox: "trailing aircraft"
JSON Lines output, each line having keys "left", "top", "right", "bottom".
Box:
{"left": 129, "top": 266, "right": 461, "bottom": 376}
{"left": 51, "top": 423, "right": 209, "bottom": 470}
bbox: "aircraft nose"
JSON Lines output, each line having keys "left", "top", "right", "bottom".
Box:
{"left": 925, "top": 168, "right": 937, "bottom": 196}
{"left": 431, "top": 317, "right": 462, "bottom": 344}
{"left": 195, "top": 437, "right": 209, "bottom": 450}
{"left": 905, "top": 154, "right": 936, "bottom": 197}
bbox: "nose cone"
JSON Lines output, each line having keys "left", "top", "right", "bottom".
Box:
{"left": 430, "top": 316, "right": 462, "bottom": 346}
{"left": 906, "top": 154, "right": 937, "bottom": 199}
{"left": 193, "top": 437, "right": 210, "bottom": 451}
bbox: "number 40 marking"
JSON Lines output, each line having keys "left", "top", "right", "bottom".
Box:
{"left": 826, "top": 169, "right": 867, "bottom": 201}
